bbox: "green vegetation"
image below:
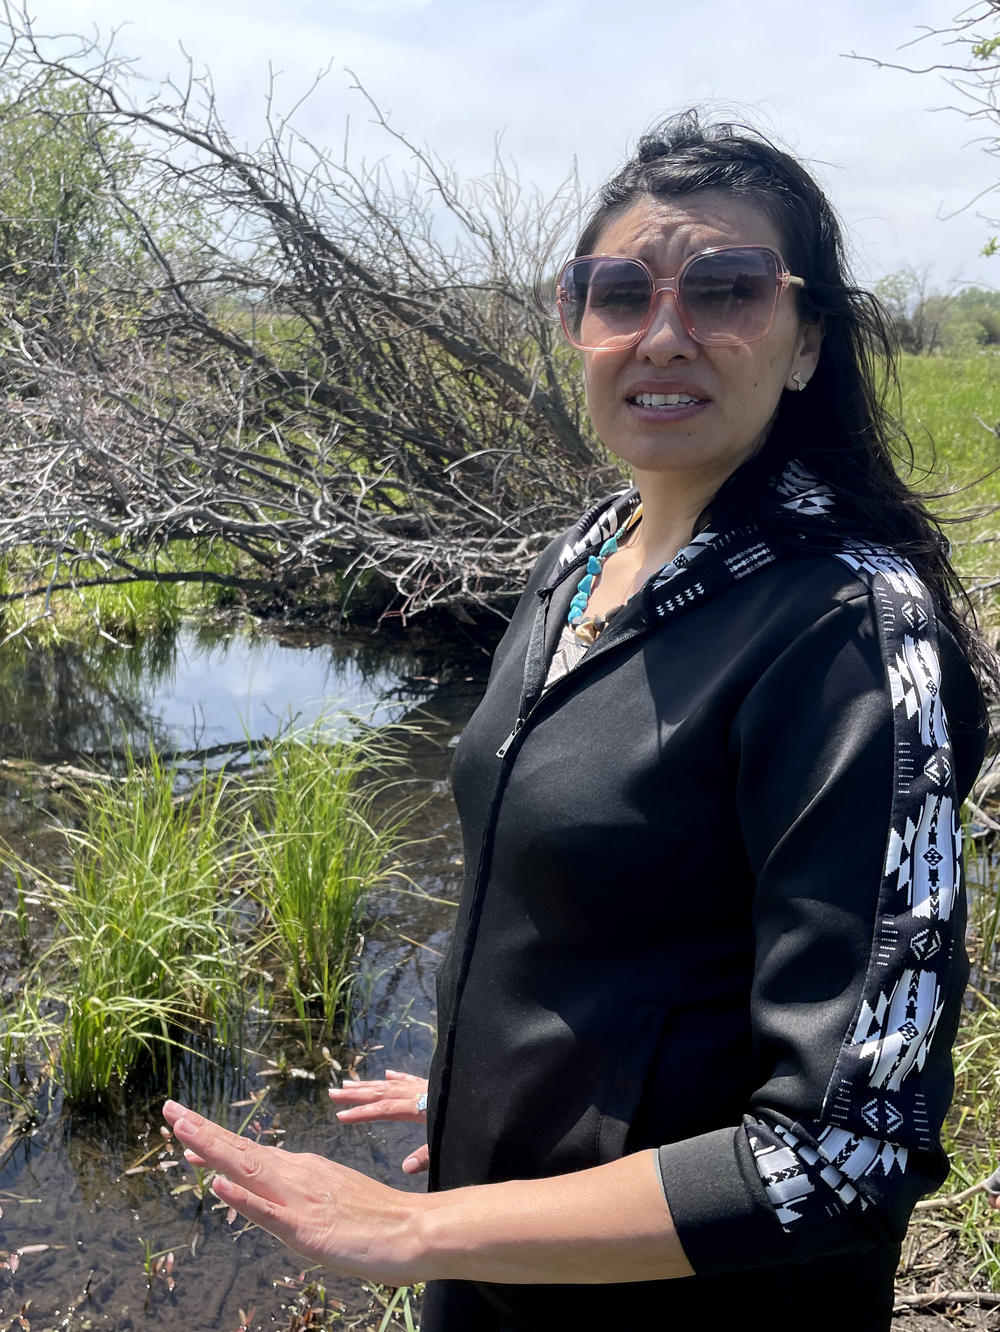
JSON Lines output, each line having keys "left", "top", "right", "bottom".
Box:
{"left": 0, "top": 80, "right": 132, "bottom": 305}
{"left": 3, "top": 749, "right": 241, "bottom": 1105}
{"left": 0, "top": 539, "right": 262, "bottom": 646}
{"left": 244, "top": 726, "right": 412, "bottom": 1047}
{"left": 876, "top": 267, "right": 1000, "bottom": 356}
{"left": 898, "top": 354, "right": 1000, "bottom": 480}
{"left": 1, "top": 721, "right": 414, "bottom": 1105}
{"left": 371, "top": 1282, "right": 424, "bottom": 1331}
{"left": 895, "top": 353, "right": 1000, "bottom": 588}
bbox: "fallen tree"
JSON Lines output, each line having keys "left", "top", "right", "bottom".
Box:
{"left": 0, "top": 5, "right": 614, "bottom": 639}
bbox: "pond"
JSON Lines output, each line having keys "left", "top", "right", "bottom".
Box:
{"left": 0, "top": 622, "right": 486, "bottom": 1331}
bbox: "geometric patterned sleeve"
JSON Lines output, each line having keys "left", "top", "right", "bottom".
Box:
{"left": 749, "top": 547, "right": 965, "bottom": 1233}
{"left": 657, "top": 546, "right": 978, "bottom": 1272}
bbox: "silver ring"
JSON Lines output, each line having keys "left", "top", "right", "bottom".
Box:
{"left": 416, "top": 1092, "right": 428, "bottom": 1115}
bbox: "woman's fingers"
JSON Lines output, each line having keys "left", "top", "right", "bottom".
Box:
{"left": 402, "top": 1143, "right": 430, "bottom": 1175}
{"left": 328, "top": 1085, "right": 388, "bottom": 1108}
{"left": 324, "top": 1075, "right": 431, "bottom": 1171}
{"left": 164, "top": 1101, "right": 286, "bottom": 1204}
{"left": 329, "top": 1071, "right": 429, "bottom": 1124}
{"left": 332, "top": 1099, "right": 425, "bottom": 1123}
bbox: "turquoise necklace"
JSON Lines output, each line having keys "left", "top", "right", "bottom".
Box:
{"left": 567, "top": 505, "right": 642, "bottom": 645}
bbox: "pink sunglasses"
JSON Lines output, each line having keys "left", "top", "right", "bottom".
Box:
{"left": 557, "top": 245, "right": 806, "bottom": 349}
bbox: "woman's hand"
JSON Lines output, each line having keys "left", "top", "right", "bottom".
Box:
{"left": 328, "top": 1069, "right": 429, "bottom": 1175}
{"left": 162, "top": 1099, "right": 426, "bottom": 1284}
{"left": 163, "top": 1100, "right": 690, "bottom": 1285}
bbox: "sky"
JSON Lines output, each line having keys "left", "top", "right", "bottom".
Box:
{"left": 13, "top": 0, "right": 1000, "bottom": 290}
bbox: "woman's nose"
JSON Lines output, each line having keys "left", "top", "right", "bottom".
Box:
{"left": 634, "top": 289, "right": 698, "bottom": 360}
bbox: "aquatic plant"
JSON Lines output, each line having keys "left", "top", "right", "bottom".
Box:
{"left": 1, "top": 716, "right": 418, "bottom": 1103}
{"left": 6, "top": 748, "right": 247, "bottom": 1106}
{"left": 243, "top": 721, "right": 413, "bottom": 1045}
{"left": 371, "top": 1282, "right": 424, "bottom": 1331}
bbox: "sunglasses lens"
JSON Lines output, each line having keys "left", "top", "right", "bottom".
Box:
{"left": 680, "top": 248, "right": 780, "bottom": 344}
{"left": 558, "top": 258, "right": 652, "bottom": 349}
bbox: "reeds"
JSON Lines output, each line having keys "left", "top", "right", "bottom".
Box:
{"left": 243, "top": 724, "right": 411, "bottom": 1044}
{"left": 1, "top": 718, "right": 414, "bottom": 1106}
{"left": 4, "top": 748, "right": 244, "bottom": 1105}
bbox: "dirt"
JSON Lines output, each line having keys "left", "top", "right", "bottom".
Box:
{"left": 893, "top": 1212, "right": 1000, "bottom": 1329}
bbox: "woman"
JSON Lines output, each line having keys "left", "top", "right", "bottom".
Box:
{"left": 163, "top": 113, "right": 991, "bottom": 1330}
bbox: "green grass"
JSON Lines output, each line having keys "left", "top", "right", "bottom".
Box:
{"left": 4, "top": 748, "right": 245, "bottom": 1106}
{"left": 0, "top": 539, "right": 257, "bottom": 647}
{"left": 899, "top": 352, "right": 1000, "bottom": 478}
{"left": 242, "top": 721, "right": 412, "bottom": 1047}
{"left": 897, "top": 352, "right": 1000, "bottom": 588}
{"left": 1, "top": 720, "right": 416, "bottom": 1105}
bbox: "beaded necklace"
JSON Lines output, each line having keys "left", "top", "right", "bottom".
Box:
{"left": 566, "top": 504, "right": 643, "bottom": 645}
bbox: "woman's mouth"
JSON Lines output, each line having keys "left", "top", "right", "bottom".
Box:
{"left": 626, "top": 391, "right": 707, "bottom": 410}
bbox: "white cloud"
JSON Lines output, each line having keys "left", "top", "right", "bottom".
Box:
{"left": 14, "top": 0, "right": 1000, "bottom": 287}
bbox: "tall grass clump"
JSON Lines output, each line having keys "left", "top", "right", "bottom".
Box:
{"left": 244, "top": 722, "right": 411, "bottom": 1044}
{"left": 2, "top": 717, "right": 419, "bottom": 1106}
{"left": 15, "top": 750, "right": 245, "bottom": 1106}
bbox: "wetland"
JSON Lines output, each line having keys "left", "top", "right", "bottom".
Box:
{"left": 0, "top": 622, "right": 483, "bottom": 1331}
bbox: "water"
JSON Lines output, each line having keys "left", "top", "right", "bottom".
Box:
{"left": 0, "top": 623, "right": 484, "bottom": 1330}
{"left": 0, "top": 625, "right": 446, "bottom": 763}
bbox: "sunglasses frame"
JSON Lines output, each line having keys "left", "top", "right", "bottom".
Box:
{"left": 556, "top": 245, "right": 806, "bottom": 350}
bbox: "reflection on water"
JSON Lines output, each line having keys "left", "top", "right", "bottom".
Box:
{"left": 0, "top": 624, "right": 442, "bottom": 764}
{"left": 0, "top": 622, "right": 485, "bottom": 1329}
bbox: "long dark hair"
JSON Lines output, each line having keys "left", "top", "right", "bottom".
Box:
{"left": 576, "top": 111, "right": 996, "bottom": 694}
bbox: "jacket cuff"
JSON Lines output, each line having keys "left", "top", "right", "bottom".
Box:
{"left": 658, "top": 1119, "right": 898, "bottom": 1274}
{"left": 657, "top": 1125, "right": 788, "bottom": 1274}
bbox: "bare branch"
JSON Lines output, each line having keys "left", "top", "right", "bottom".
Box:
{"left": 0, "top": 7, "right": 603, "bottom": 627}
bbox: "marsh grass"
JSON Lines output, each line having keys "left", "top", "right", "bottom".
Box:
{"left": 243, "top": 722, "right": 414, "bottom": 1046}
{"left": 900, "top": 843, "right": 1000, "bottom": 1297}
{"left": 7, "top": 748, "right": 246, "bottom": 1106}
{"left": 1, "top": 540, "right": 252, "bottom": 646}
{"left": 1, "top": 718, "right": 416, "bottom": 1105}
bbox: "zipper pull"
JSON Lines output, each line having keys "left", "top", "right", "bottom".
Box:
{"left": 496, "top": 718, "right": 523, "bottom": 759}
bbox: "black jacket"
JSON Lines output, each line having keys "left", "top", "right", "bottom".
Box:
{"left": 425, "top": 469, "right": 987, "bottom": 1330}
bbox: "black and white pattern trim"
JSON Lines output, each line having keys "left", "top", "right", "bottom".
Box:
{"left": 772, "top": 458, "right": 837, "bottom": 517}
{"left": 749, "top": 538, "right": 963, "bottom": 1232}
{"left": 556, "top": 489, "right": 635, "bottom": 571}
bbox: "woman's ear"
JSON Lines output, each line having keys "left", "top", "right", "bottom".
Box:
{"left": 786, "top": 317, "right": 824, "bottom": 393}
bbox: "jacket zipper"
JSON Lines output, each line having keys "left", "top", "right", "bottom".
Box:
{"left": 495, "top": 719, "right": 523, "bottom": 758}
{"left": 433, "top": 529, "right": 650, "bottom": 1179}
{"left": 495, "top": 609, "right": 650, "bottom": 761}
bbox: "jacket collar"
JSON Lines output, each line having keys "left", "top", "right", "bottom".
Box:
{"left": 545, "top": 461, "right": 836, "bottom": 632}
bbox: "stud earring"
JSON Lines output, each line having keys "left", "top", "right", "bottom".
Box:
{"left": 792, "top": 372, "right": 807, "bottom": 392}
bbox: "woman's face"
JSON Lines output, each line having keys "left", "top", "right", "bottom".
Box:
{"left": 580, "top": 190, "right": 822, "bottom": 495}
